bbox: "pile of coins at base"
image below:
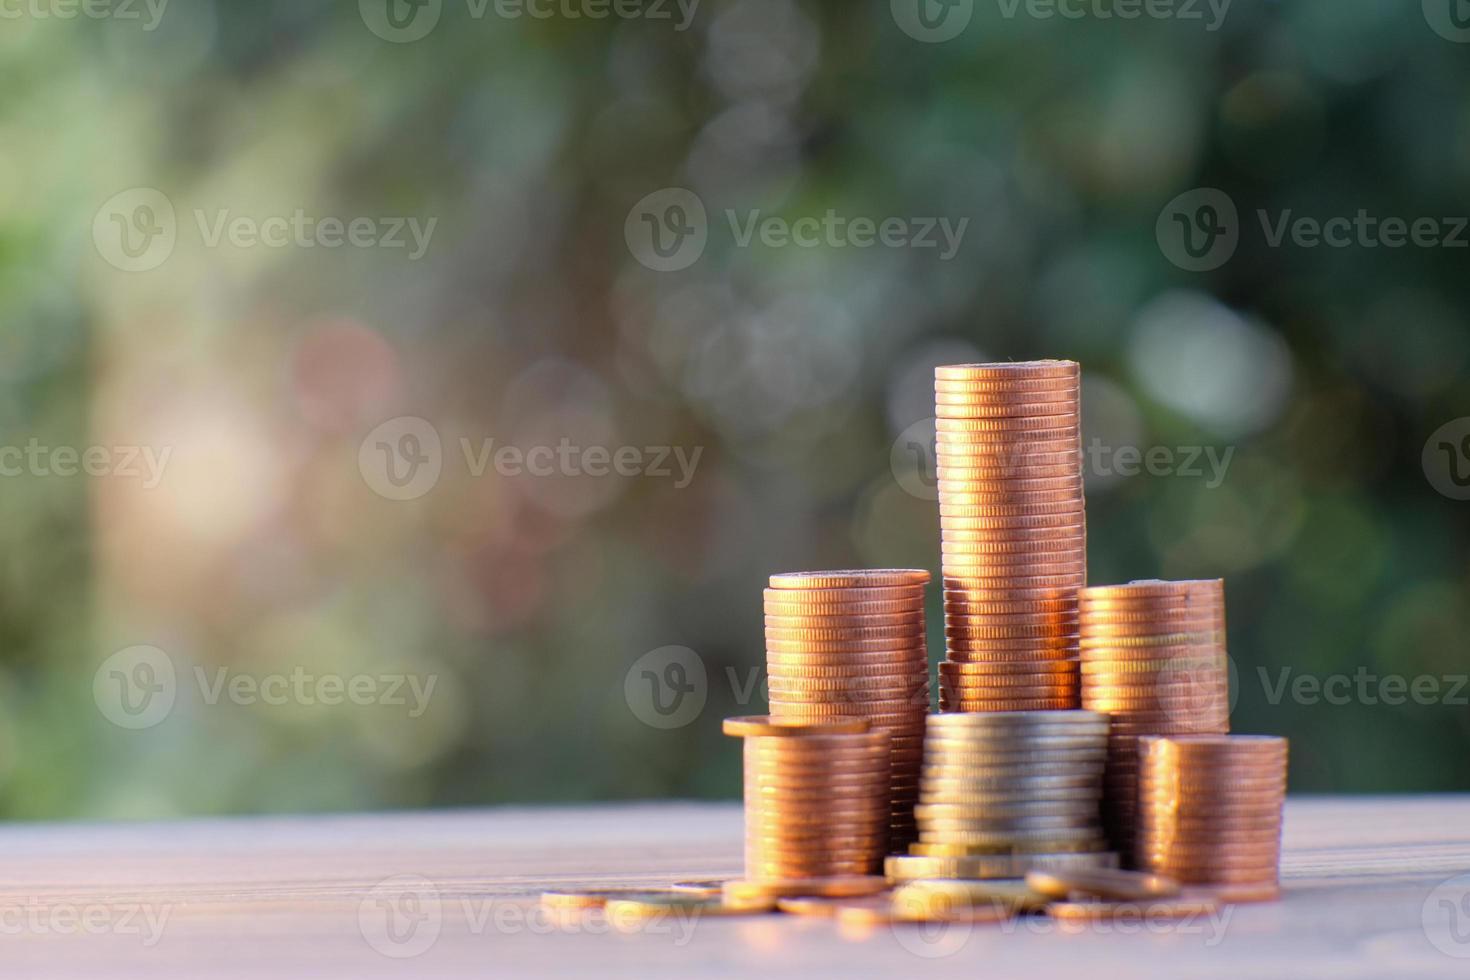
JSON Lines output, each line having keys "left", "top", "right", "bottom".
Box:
{"left": 545, "top": 361, "right": 1291, "bottom": 930}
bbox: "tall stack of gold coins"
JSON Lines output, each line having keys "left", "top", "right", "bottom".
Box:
{"left": 724, "top": 717, "right": 891, "bottom": 879}
{"left": 1078, "top": 580, "right": 1232, "bottom": 859}
{"left": 1135, "top": 735, "right": 1288, "bottom": 902}
{"left": 884, "top": 711, "right": 1119, "bottom": 882}
{"left": 935, "top": 361, "right": 1084, "bottom": 712}
{"left": 764, "top": 570, "right": 931, "bottom": 846}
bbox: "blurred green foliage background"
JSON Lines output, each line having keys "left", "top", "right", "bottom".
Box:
{"left": 1, "top": 0, "right": 1468, "bottom": 819}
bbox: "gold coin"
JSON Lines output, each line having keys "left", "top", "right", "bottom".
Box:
{"left": 934, "top": 470, "right": 1082, "bottom": 488}
{"left": 919, "top": 745, "right": 1107, "bottom": 764}
{"left": 762, "top": 586, "right": 927, "bottom": 605}
{"left": 934, "top": 361, "right": 1079, "bottom": 382}
{"left": 933, "top": 383, "right": 1079, "bottom": 402}
{"left": 893, "top": 879, "right": 1050, "bottom": 913}
{"left": 764, "top": 601, "right": 927, "bottom": 619}
{"left": 944, "top": 620, "right": 1083, "bottom": 639}
{"left": 938, "top": 499, "right": 1085, "bottom": 517}
{"left": 1025, "top": 868, "right": 1180, "bottom": 901}
{"left": 768, "top": 663, "right": 929, "bottom": 680}
{"left": 932, "top": 375, "right": 1080, "bottom": 392}
{"left": 766, "top": 639, "right": 928, "bottom": 655}
{"left": 937, "top": 486, "right": 1083, "bottom": 506}
{"left": 834, "top": 893, "right": 1018, "bottom": 925}
{"left": 602, "top": 895, "right": 775, "bottom": 921}
{"left": 768, "top": 674, "right": 926, "bottom": 692}
{"left": 764, "top": 612, "right": 925, "bottom": 629}
{"left": 916, "top": 803, "right": 1099, "bottom": 822}
{"left": 886, "top": 850, "right": 1115, "bottom": 882}
{"left": 743, "top": 736, "right": 889, "bottom": 755}
{"left": 927, "top": 709, "right": 1106, "bottom": 728}
{"left": 1081, "top": 579, "right": 1222, "bottom": 597}
{"left": 941, "top": 659, "right": 1078, "bottom": 675}
{"left": 941, "top": 564, "right": 1088, "bottom": 583}
{"left": 766, "top": 653, "right": 928, "bottom": 669}
{"left": 942, "top": 577, "right": 1084, "bottom": 593}
{"left": 1139, "top": 734, "right": 1287, "bottom": 755}
{"left": 940, "top": 682, "right": 1078, "bottom": 698}
{"left": 931, "top": 464, "right": 1080, "bottom": 483}
{"left": 722, "top": 876, "right": 888, "bottom": 902}
{"left": 765, "top": 626, "right": 923, "bottom": 643}
{"left": 940, "top": 543, "right": 1086, "bottom": 560}
{"left": 772, "top": 696, "right": 925, "bottom": 713}
{"left": 769, "top": 570, "right": 931, "bottom": 590}
{"left": 1046, "top": 898, "right": 1221, "bottom": 922}
{"left": 724, "top": 716, "right": 870, "bottom": 737}
{"left": 943, "top": 587, "right": 1082, "bottom": 604}
{"left": 931, "top": 401, "right": 1081, "bottom": 421}
{"left": 1080, "top": 620, "right": 1227, "bottom": 639}
{"left": 670, "top": 880, "right": 727, "bottom": 898}
{"left": 541, "top": 888, "right": 681, "bottom": 909}
{"left": 932, "top": 400, "right": 1079, "bottom": 419}
{"left": 941, "top": 698, "right": 1081, "bottom": 712}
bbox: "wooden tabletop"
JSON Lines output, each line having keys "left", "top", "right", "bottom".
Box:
{"left": 3, "top": 796, "right": 1469, "bottom": 977}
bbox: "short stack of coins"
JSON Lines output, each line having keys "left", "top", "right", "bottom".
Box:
{"left": 725, "top": 717, "right": 892, "bottom": 879}
{"left": 1078, "top": 580, "right": 1231, "bottom": 859}
{"left": 886, "top": 711, "right": 1118, "bottom": 882}
{"left": 935, "top": 361, "right": 1085, "bottom": 712}
{"left": 764, "top": 570, "right": 931, "bottom": 846}
{"left": 1135, "top": 735, "right": 1288, "bottom": 902}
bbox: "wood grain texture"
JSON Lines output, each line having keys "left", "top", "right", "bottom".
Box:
{"left": 2, "top": 797, "right": 1469, "bottom": 978}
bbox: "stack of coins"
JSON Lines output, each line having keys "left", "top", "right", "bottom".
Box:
{"left": 725, "top": 717, "right": 892, "bottom": 879}
{"left": 1135, "top": 735, "right": 1288, "bottom": 902}
{"left": 764, "top": 570, "right": 931, "bottom": 845}
{"left": 1078, "top": 580, "right": 1231, "bottom": 859}
{"left": 885, "top": 711, "right": 1117, "bottom": 881}
{"left": 935, "top": 361, "right": 1085, "bottom": 711}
